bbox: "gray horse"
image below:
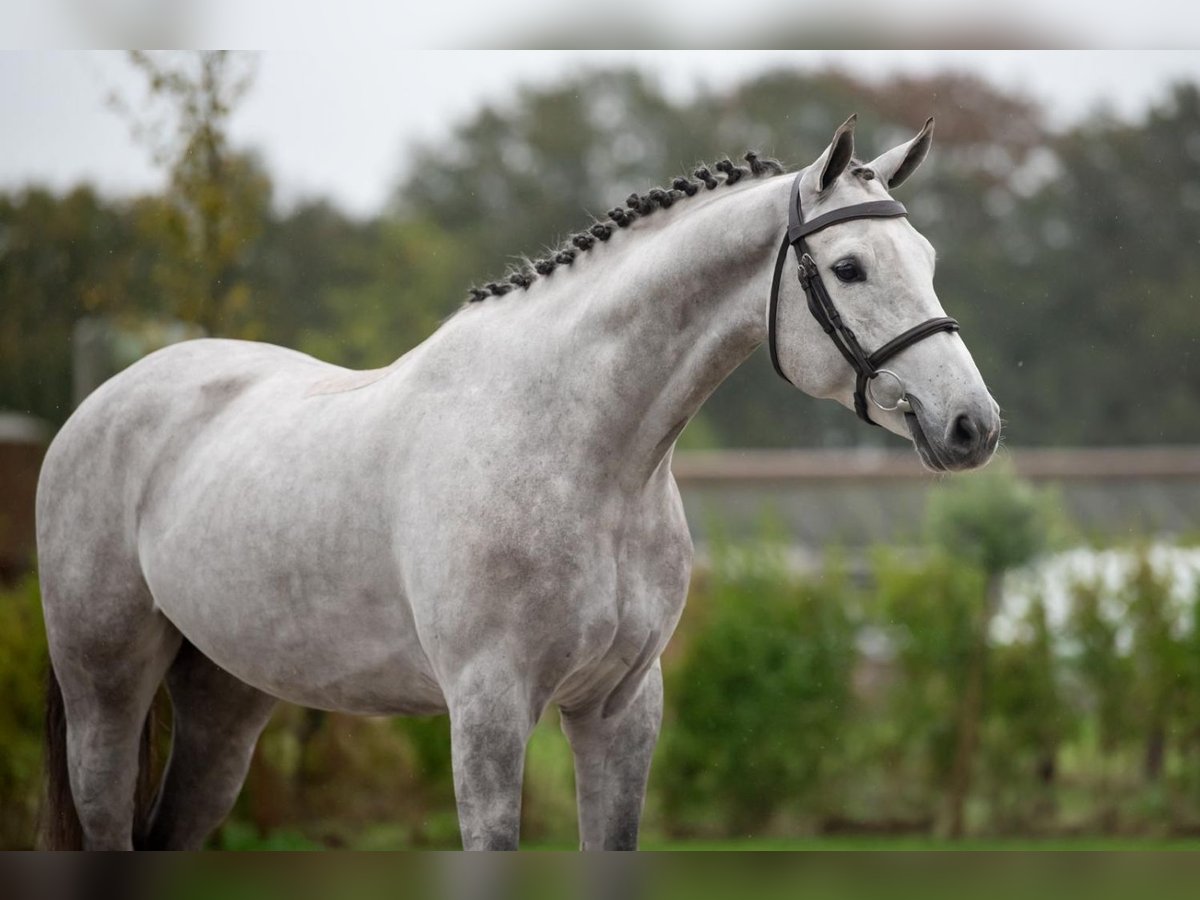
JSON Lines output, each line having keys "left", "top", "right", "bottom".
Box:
{"left": 38, "top": 116, "right": 998, "bottom": 850}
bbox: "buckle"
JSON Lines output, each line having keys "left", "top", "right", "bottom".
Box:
{"left": 796, "top": 253, "right": 818, "bottom": 289}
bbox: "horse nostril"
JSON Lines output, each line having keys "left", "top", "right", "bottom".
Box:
{"left": 950, "top": 412, "right": 980, "bottom": 452}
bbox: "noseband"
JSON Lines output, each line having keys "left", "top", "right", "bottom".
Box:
{"left": 767, "top": 169, "right": 960, "bottom": 426}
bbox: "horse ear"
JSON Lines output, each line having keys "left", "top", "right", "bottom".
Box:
{"left": 869, "top": 117, "right": 935, "bottom": 190}
{"left": 811, "top": 114, "right": 857, "bottom": 193}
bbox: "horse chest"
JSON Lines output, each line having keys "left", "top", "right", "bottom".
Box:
{"left": 548, "top": 489, "right": 693, "bottom": 711}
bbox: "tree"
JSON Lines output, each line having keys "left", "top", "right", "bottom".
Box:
{"left": 982, "top": 594, "right": 1067, "bottom": 831}
{"left": 6, "top": 65, "right": 1200, "bottom": 446}
{"left": 113, "top": 51, "right": 270, "bottom": 336}
{"left": 1000, "top": 82, "right": 1200, "bottom": 445}
{"left": 924, "top": 466, "right": 1051, "bottom": 838}
{"left": 870, "top": 550, "right": 985, "bottom": 828}
{"left": 1124, "top": 550, "right": 1185, "bottom": 783}
{"left": 0, "top": 187, "right": 157, "bottom": 422}
{"left": 295, "top": 218, "right": 462, "bottom": 369}
{"left": 1066, "top": 574, "right": 1131, "bottom": 828}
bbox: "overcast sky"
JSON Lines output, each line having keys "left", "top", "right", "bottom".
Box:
{"left": 3, "top": 51, "right": 1199, "bottom": 217}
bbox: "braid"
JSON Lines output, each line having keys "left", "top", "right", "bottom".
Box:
{"left": 464, "top": 149, "right": 787, "bottom": 306}
{"left": 672, "top": 176, "right": 700, "bottom": 196}
{"left": 608, "top": 207, "right": 636, "bottom": 227}
{"left": 744, "top": 150, "right": 784, "bottom": 176}
{"left": 628, "top": 192, "right": 655, "bottom": 216}
{"left": 715, "top": 158, "right": 749, "bottom": 185}
{"left": 647, "top": 188, "right": 674, "bottom": 209}
{"left": 693, "top": 166, "right": 719, "bottom": 190}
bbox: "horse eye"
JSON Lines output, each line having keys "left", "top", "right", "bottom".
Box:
{"left": 832, "top": 259, "right": 863, "bottom": 283}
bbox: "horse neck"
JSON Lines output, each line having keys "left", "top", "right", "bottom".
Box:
{"left": 501, "top": 175, "right": 790, "bottom": 487}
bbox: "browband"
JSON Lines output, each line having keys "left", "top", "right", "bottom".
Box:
{"left": 790, "top": 201, "right": 909, "bottom": 243}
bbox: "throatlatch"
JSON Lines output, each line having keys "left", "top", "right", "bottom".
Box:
{"left": 767, "top": 170, "right": 960, "bottom": 426}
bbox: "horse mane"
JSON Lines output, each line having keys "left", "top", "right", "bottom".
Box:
{"left": 463, "top": 150, "right": 787, "bottom": 305}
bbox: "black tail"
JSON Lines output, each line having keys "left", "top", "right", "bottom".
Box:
{"left": 133, "top": 693, "right": 160, "bottom": 849}
{"left": 40, "top": 665, "right": 160, "bottom": 849}
{"left": 40, "top": 665, "right": 82, "bottom": 849}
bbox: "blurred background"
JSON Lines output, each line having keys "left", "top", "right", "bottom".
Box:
{"left": 2, "top": 50, "right": 1200, "bottom": 849}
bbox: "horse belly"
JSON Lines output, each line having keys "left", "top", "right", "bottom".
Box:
{"left": 146, "top": 565, "right": 446, "bottom": 716}
{"left": 139, "top": 462, "right": 445, "bottom": 715}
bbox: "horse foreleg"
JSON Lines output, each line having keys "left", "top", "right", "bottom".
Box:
{"left": 143, "top": 641, "right": 277, "bottom": 849}
{"left": 447, "top": 662, "right": 538, "bottom": 850}
{"left": 560, "top": 660, "right": 663, "bottom": 851}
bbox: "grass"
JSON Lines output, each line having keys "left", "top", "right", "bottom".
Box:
{"left": 523, "top": 835, "right": 1200, "bottom": 851}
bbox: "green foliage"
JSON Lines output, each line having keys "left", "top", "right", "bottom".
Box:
{"left": 925, "top": 465, "right": 1053, "bottom": 576}
{"left": 676, "top": 413, "right": 720, "bottom": 452}
{"left": 659, "top": 532, "right": 854, "bottom": 833}
{"left": 1175, "top": 578, "right": 1200, "bottom": 812}
{"left": 394, "top": 714, "right": 453, "bottom": 793}
{"left": 1067, "top": 576, "right": 1132, "bottom": 754}
{"left": 0, "top": 187, "right": 159, "bottom": 422}
{"left": 1124, "top": 551, "right": 1185, "bottom": 777}
{"left": 0, "top": 576, "right": 48, "bottom": 848}
{"left": 519, "top": 715, "right": 578, "bottom": 842}
{"left": 1058, "top": 546, "right": 1200, "bottom": 828}
{"left": 296, "top": 218, "right": 461, "bottom": 369}
{"left": 215, "top": 820, "right": 321, "bottom": 850}
{"left": 981, "top": 596, "right": 1068, "bottom": 830}
{"left": 116, "top": 52, "right": 270, "bottom": 337}
{"left": 919, "top": 467, "right": 1057, "bottom": 835}
{"left": 1012, "top": 83, "right": 1200, "bottom": 446}
{"left": 868, "top": 551, "right": 985, "bottom": 795}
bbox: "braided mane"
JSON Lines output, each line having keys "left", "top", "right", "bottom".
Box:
{"left": 463, "top": 151, "right": 786, "bottom": 305}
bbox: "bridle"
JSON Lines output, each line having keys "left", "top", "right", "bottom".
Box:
{"left": 767, "top": 168, "right": 960, "bottom": 426}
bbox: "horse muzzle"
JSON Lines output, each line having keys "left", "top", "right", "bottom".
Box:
{"left": 905, "top": 397, "right": 1000, "bottom": 472}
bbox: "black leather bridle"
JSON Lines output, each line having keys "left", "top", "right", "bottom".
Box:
{"left": 767, "top": 169, "right": 960, "bottom": 426}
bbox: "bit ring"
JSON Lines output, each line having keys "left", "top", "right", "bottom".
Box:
{"left": 867, "top": 369, "right": 911, "bottom": 413}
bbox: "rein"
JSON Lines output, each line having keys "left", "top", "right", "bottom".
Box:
{"left": 767, "top": 170, "right": 960, "bottom": 426}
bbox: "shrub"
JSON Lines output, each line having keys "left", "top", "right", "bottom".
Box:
{"left": 0, "top": 575, "right": 48, "bottom": 848}
{"left": 657, "top": 533, "right": 854, "bottom": 835}
{"left": 867, "top": 551, "right": 985, "bottom": 814}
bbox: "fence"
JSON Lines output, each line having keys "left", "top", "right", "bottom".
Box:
{"left": 673, "top": 446, "right": 1200, "bottom": 552}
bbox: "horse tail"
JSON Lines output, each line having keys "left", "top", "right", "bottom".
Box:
{"left": 40, "top": 665, "right": 161, "bottom": 849}
{"left": 41, "top": 664, "right": 82, "bottom": 849}
{"left": 133, "top": 694, "right": 159, "bottom": 848}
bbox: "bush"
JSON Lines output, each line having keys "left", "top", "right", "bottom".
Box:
{"left": 925, "top": 463, "right": 1054, "bottom": 577}
{"left": 657, "top": 533, "right": 854, "bottom": 835}
{"left": 0, "top": 575, "right": 48, "bottom": 848}
{"left": 866, "top": 551, "right": 985, "bottom": 818}
{"left": 980, "top": 595, "right": 1068, "bottom": 832}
